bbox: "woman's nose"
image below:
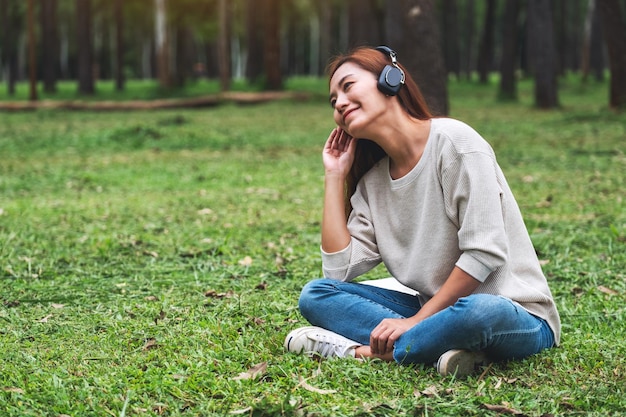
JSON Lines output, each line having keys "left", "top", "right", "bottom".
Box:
{"left": 335, "top": 95, "right": 348, "bottom": 112}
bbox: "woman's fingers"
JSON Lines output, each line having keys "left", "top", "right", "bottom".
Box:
{"left": 370, "top": 326, "right": 392, "bottom": 355}
{"left": 330, "top": 128, "right": 350, "bottom": 151}
{"left": 370, "top": 318, "right": 410, "bottom": 355}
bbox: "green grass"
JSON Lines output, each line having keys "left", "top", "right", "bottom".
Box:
{"left": 0, "top": 78, "right": 265, "bottom": 102}
{"left": 0, "top": 77, "right": 329, "bottom": 102}
{"left": 0, "top": 76, "right": 625, "bottom": 416}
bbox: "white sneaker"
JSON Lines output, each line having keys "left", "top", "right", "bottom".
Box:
{"left": 436, "top": 349, "right": 489, "bottom": 377}
{"left": 284, "top": 326, "right": 360, "bottom": 358}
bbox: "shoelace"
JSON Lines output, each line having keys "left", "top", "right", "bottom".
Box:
{"left": 309, "top": 332, "right": 349, "bottom": 357}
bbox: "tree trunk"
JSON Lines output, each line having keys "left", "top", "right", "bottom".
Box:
{"left": 97, "top": 10, "right": 111, "bottom": 80}
{"left": 385, "top": 0, "right": 449, "bottom": 116}
{"left": 2, "top": 0, "right": 21, "bottom": 95}
{"left": 582, "top": 0, "right": 605, "bottom": 82}
{"left": 317, "top": 0, "right": 333, "bottom": 75}
{"left": 557, "top": 0, "right": 583, "bottom": 75}
{"left": 284, "top": 1, "right": 305, "bottom": 76}
{"left": 597, "top": 0, "right": 626, "bottom": 108}
{"left": 114, "top": 0, "right": 124, "bottom": 91}
{"left": 309, "top": 9, "right": 320, "bottom": 75}
{"left": 76, "top": 0, "right": 95, "bottom": 94}
{"left": 462, "top": 0, "right": 475, "bottom": 80}
{"left": 284, "top": 1, "right": 301, "bottom": 76}
{"left": 527, "top": 0, "right": 559, "bottom": 108}
{"left": 218, "top": 0, "right": 232, "bottom": 91}
{"left": 581, "top": 0, "right": 595, "bottom": 80}
{"left": 348, "top": 0, "right": 384, "bottom": 48}
{"left": 499, "top": 0, "right": 520, "bottom": 100}
{"left": 173, "top": 25, "right": 192, "bottom": 88}
{"left": 556, "top": 0, "right": 566, "bottom": 75}
{"left": 41, "top": 0, "right": 58, "bottom": 93}
{"left": 477, "top": 0, "right": 497, "bottom": 83}
{"left": 27, "top": 0, "right": 37, "bottom": 100}
{"left": 263, "top": 0, "right": 282, "bottom": 90}
{"left": 589, "top": 0, "right": 605, "bottom": 81}
{"left": 245, "top": 0, "right": 263, "bottom": 82}
{"left": 442, "top": 0, "right": 460, "bottom": 79}
{"left": 154, "top": 0, "right": 171, "bottom": 88}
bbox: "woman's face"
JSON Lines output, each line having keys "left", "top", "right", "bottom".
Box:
{"left": 329, "top": 62, "right": 387, "bottom": 137}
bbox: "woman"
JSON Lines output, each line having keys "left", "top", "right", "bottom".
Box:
{"left": 284, "top": 46, "right": 560, "bottom": 376}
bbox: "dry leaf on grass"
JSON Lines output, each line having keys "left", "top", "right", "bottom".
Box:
{"left": 229, "top": 407, "right": 252, "bottom": 415}
{"left": 296, "top": 376, "right": 337, "bottom": 394}
{"left": 204, "top": 289, "right": 235, "bottom": 298}
{"left": 597, "top": 285, "right": 618, "bottom": 295}
{"left": 238, "top": 256, "right": 253, "bottom": 267}
{"left": 494, "top": 377, "right": 518, "bottom": 389}
{"left": 251, "top": 317, "right": 266, "bottom": 325}
{"left": 38, "top": 314, "right": 53, "bottom": 323}
{"left": 2, "top": 387, "right": 24, "bottom": 394}
{"left": 482, "top": 403, "right": 526, "bottom": 415}
{"left": 142, "top": 338, "right": 159, "bottom": 351}
{"left": 233, "top": 362, "right": 267, "bottom": 381}
{"left": 414, "top": 385, "right": 439, "bottom": 398}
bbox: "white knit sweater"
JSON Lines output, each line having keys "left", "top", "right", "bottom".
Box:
{"left": 322, "top": 118, "right": 561, "bottom": 345}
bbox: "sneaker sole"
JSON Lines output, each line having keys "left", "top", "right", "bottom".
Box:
{"left": 437, "top": 349, "right": 488, "bottom": 377}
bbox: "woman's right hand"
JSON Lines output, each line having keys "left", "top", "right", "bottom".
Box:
{"left": 323, "top": 128, "right": 357, "bottom": 177}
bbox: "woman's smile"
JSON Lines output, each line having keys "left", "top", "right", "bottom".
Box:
{"left": 342, "top": 107, "right": 358, "bottom": 124}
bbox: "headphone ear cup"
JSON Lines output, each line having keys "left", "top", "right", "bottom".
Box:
{"left": 377, "top": 65, "right": 403, "bottom": 96}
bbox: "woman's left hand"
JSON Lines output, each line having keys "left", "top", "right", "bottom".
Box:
{"left": 369, "top": 317, "right": 417, "bottom": 356}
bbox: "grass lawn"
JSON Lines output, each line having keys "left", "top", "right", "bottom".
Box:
{"left": 0, "top": 77, "right": 625, "bottom": 416}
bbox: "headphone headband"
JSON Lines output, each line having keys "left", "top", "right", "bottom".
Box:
{"left": 375, "top": 46, "right": 398, "bottom": 65}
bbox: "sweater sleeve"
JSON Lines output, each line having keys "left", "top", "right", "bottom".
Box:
{"left": 321, "top": 188, "right": 382, "bottom": 281}
{"left": 441, "top": 151, "right": 509, "bottom": 282}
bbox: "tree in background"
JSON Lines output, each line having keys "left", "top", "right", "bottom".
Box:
{"left": 114, "top": 0, "right": 124, "bottom": 91}
{"left": 476, "top": 0, "right": 496, "bottom": 84}
{"left": 263, "top": 0, "right": 282, "bottom": 90}
{"left": 385, "top": 0, "right": 449, "bottom": 116}
{"left": 442, "top": 0, "right": 461, "bottom": 80}
{"left": 499, "top": 0, "right": 520, "bottom": 100}
{"left": 27, "top": 0, "right": 37, "bottom": 100}
{"left": 1, "top": 0, "right": 624, "bottom": 110}
{"left": 527, "top": 0, "right": 559, "bottom": 108}
{"left": 217, "top": 0, "right": 231, "bottom": 91}
{"left": 245, "top": 0, "right": 263, "bottom": 83}
{"left": 462, "top": 0, "right": 476, "bottom": 80}
{"left": 154, "top": 0, "right": 171, "bottom": 88}
{"left": 76, "top": 0, "right": 94, "bottom": 94}
{"left": 597, "top": 0, "right": 626, "bottom": 108}
{"left": 41, "top": 0, "right": 59, "bottom": 94}
{"left": 348, "top": 0, "right": 384, "bottom": 47}
{"left": 1, "top": 0, "right": 22, "bottom": 96}
{"left": 581, "top": 0, "right": 605, "bottom": 82}
{"left": 315, "top": 0, "right": 333, "bottom": 75}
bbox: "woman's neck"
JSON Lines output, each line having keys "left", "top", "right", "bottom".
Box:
{"left": 376, "top": 117, "right": 431, "bottom": 180}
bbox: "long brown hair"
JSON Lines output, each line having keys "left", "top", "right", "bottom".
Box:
{"left": 326, "top": 46, "right": 433, "bottom": 216}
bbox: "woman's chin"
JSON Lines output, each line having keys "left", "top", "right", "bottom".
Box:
{"left": 342, "top": 123, "right": 359, "bottom": 138}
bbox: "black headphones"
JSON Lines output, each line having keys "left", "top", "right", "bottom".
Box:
{"left": 375, "top": 45, "right": 405, "bottom": 96}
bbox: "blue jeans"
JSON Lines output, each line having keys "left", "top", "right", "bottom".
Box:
{"left": 298, "top": 278, "right": 555, "bottom": 365}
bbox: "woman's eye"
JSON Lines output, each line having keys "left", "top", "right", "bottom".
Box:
{"left": 343, "top": 82, "right": 352, "bottom": 91}
{"left": 330, "top": 99, "right": 336, "bottom": 109}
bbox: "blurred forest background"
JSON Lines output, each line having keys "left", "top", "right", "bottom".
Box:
{"left": 1, "top": 0, "right": 625, "bottom": 113}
